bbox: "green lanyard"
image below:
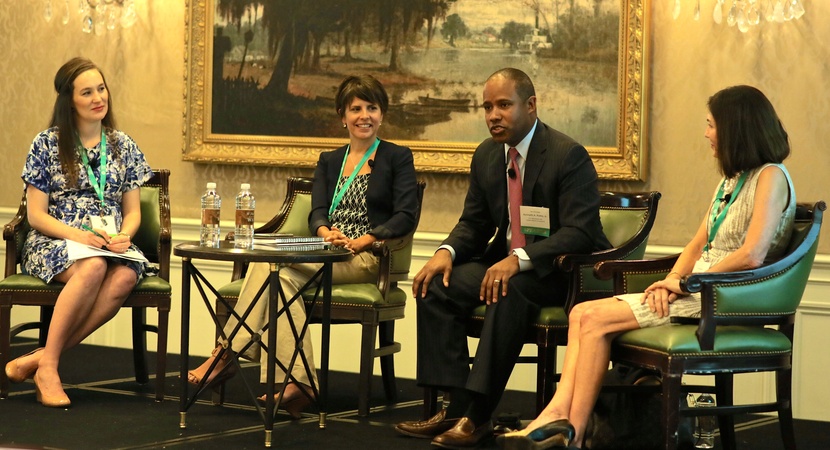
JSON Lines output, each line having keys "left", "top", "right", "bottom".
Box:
{"left": 328, "top": 138, "right": 379, "bottom": 218}
{"left": 704, "top": 171, "right": 749, "bottom": 254}
{"left": 77, "top": 130, "right": 108, "bottom": 212}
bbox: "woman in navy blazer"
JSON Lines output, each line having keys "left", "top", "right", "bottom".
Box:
{"left": 188, "top": 75, "right": 418, "bottom": 417}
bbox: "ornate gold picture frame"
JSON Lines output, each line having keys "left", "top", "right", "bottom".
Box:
{"left": 183, "top": 0, "right": 650, "bottom": 180}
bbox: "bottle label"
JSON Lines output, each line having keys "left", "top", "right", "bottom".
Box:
{"left": 202, "top": 208, "right": 220, "bottom": 225}
{"left": 236, "top": 209, "right": 254, "bottom": 226}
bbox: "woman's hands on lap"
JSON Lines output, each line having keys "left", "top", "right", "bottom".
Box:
{"left": 345, "top": 234, "right": 376, "bottom": 254}
{"left": 105, "top": 234, "right": 131, "bottom": 253}
{"left": 320, "top": 226, "right": 350, "bottom": 247}
{"left": 318, "top": 226, "right": 376, "bottom": 254}
{"left": 642, "top": 276, "right": 683, "bottom": 318}
{"left": 77, "top": 227, "right": 110, "bottom": 249}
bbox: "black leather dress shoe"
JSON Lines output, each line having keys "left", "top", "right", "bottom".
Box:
{"left": 431, "top": 417, "right": 494, "bottom": 448}
{"left": 396, "top": 409, "right": 460, "bottom": 439}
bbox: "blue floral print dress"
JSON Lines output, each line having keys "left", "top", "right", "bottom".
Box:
{"left": 20, "top": 127, "right": 152, "bottom": 283}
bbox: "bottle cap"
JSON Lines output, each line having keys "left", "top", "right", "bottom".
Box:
{"left": 241, "top": 183, "right": 251, "bottom": 190}
{"left": 206, "top": 182, "right": 217, "bottom": 189}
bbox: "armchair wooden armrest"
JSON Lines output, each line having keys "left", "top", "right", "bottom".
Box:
{"left": 371, "top": 236, "right": 412, "bottom": 298}
{"left": 593, "top": 254, "right": 680, "bottom": 297}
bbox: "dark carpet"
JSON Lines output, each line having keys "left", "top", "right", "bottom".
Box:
{"left": 0, "top": 340, "right": 827, "bottom": 449}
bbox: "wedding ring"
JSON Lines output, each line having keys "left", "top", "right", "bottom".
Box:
{"left": 493, "top": 279, "right": 501, "bottom": 285}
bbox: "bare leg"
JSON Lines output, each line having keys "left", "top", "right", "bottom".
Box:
{"left": 63, "top": 264, "right": 135, "bottom": 348}
{"left": 36, "top": 258, "right": 132, "bottom": 401}
{"left": 519, "top": 297, "right": 640, "bottom": 447}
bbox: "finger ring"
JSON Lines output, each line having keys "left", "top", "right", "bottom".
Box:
{"left": 493, "top": 279, "right": 501, "bottom": 284}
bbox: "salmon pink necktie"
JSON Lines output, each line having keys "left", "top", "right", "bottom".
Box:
{"left": 508, "top": 147, "right": 525, "bottom": 252}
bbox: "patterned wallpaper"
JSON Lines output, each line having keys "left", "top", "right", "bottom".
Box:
{"left": 0, "top": 1, "right": 827, "bottom": 252}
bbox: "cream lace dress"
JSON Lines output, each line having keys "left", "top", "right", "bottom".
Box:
{"left": 618, "top": 163, "right": 796, "bottom": 328}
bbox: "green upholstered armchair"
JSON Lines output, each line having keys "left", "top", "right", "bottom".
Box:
{"left": 0, "top": 169, "right": 172, "bottom": 401}
{"left": 425, "top": 191, "right": 662, "bottom": 417}
{"left": 214, "top": 176, "right": 426, "bottom": 416}
{"left": 594, "top": 200, "right": 825, "bottom": 450}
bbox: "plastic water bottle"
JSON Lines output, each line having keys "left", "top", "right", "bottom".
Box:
{"left": 234, "top": 183, "right": 255, "bottom": 248}
{"left": 200, "top": 182, "right": 221, "bottom": 247}
{"left": 693, "top": 393, "right": 716, "bottom": 448}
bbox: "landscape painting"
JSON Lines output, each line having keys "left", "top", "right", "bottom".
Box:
{"left": 183, "top": 0, "right": 650, "bottom": 179}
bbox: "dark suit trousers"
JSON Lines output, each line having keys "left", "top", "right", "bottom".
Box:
{"left": 416, "top": 260, "right": 567, "bottom": 411}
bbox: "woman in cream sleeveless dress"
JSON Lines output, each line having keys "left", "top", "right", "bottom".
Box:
{"left": 498, "top": 85, "right": 796, "bottom": 450}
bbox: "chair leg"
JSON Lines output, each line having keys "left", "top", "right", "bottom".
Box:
{"left": 378, "top": 320, "right": 398, "bottom": 403}
{"left": 715, "top": 373, "right": 736, "bottom": 450}
{"left": 661, "top": 373, "right": 683, "bottom": 450}
{"left": 38, "top": 306, "right": 53, "bottom": 347}
{"left": 776, "top": 368, "right": 797, "bottom": 450}
{"left": 131, "top": 308, "right": 150, "bottom": 384}
{"left": 357, "top": 321, "right": 378, "bottom": 416}
{"left": 0, "top": 302, "right": 11, "bottom": 398}
{"left": 154, "top": 303, "right": 170, "bottom": 402}
{"left": 535, "top": 333, "right": 557, "bottom": 414}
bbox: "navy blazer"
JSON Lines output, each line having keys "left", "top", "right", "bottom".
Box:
{"left": 309, "top": 139, "right": 419, "bottom": 240}
{"left": 442, "top": 120, "right": 611, "bottom": 278}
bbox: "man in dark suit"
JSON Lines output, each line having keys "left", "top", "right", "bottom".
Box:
{"left": 395, "top": 68, "right": 611, "bottom": 448}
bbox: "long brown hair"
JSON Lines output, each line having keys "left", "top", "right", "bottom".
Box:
{"left": 50, "top": 57, "right": 118, "bottom": 187}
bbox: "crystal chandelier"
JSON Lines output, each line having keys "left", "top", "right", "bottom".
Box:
{"left": 44, "top": 0, "right": 138, "bottom": 35}
{"left": 672, "top": 0, "right": 806, "bottom": 33}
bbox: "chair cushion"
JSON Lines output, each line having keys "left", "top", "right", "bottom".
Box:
{"left": 303, "top": 284, "right": 407, "bottom": 308}
{"left": 132, "top": 276, "right": 172, "bottom": 293}
{"left": 217, "top": 278, "right": 244, "bottom": 298}
{"left": 0, "top": 273, "right": 170, "bottom": 294}
{"left": 614, "top": 324, "right": 793, "bottom": 356}
{"left": 216, "top": 278, "right": 405, "bottom": 309}
{"left": 472, "top": 304, "right": 567, "bottom": 328}
{"left": 0, "top": 274, "right": 64, "bottom": 292}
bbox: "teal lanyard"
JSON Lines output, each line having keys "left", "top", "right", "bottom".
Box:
{"left": 328, "top": 138, "right": 379, "bottom": 218}
{"left": 77, "top": 130, "right": 108, "bottom": 212}
{"left": 704, "top": 171, "right": 749, "bottom": 254}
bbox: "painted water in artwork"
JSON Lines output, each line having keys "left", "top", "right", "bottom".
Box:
{"left": 211, "top": 0, "right": 619, "bottom": 147}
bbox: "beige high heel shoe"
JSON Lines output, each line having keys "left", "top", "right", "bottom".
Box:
{"left": 33, "top": 371, "right": 71, "bottom": 408}
{"left": 187, "top": 345, "right": 237, "bottom": 389}
{"left": 257, "top": 383, "right": 314, "bottom": 419}
{"left": 4, "top": 347, "right": 44, "bottom": 383}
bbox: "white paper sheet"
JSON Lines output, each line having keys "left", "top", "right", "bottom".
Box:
{"left": 65, "top": 239, "right": 149, "bottom": 263}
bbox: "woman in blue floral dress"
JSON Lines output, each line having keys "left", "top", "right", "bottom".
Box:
{"left": 3, "top": 57, "right": 152, "bottom": 407}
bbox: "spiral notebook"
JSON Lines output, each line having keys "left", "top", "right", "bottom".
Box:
{"left": 252, "top": 234, "right": 330, "bottom": 251}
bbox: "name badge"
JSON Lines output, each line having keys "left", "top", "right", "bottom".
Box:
{"left": 519, "top": 206, "right": 550, "bottom": 237}
{"left": 89, "top": 215, "right": 118, "bottom": 236}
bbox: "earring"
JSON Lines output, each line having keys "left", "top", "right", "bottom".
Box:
{"left": 378, "top": 122, "right": 382, "bottom": 126}
{"left": 342, "top": 123, "right": 347, "bottom": 128}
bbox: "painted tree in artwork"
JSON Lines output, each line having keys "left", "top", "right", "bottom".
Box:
{"left": 216, "top": 0, "right": 451, "bottom": 96}
{"left": 441, "top": 13, "right": 469, "bottom": 47}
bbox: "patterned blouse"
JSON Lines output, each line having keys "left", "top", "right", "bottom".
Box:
{"left": 330, "top": 174, "right": 372, "bottom": 239}
{"left": 20, "top": 127, "right": 152, "bottom": 283}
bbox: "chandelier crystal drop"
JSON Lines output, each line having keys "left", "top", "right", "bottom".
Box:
{"left": 43, "top": 0, "right": 137, "bottom": 34}
{"left": 674, "top": 0, "right": 806, "bottom": 33}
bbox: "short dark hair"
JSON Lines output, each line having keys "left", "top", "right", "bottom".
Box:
{"left": 335, "top": 75, "right": 389, "bottom": 116}
{"left": 487, "top": 68, "right": 536, "bottom": 101}
{"left": 50, "top": 57, "right": 117, "bottom": 186}
{"left": 708, "top": 85, "right": 790, "bottom": 178}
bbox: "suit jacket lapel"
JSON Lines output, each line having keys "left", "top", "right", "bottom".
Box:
{"left": 521, "top": 124, "right": 547, "bottom": 244}
{"left": 523, "top": 124, "right": 546, "bottom": 200}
